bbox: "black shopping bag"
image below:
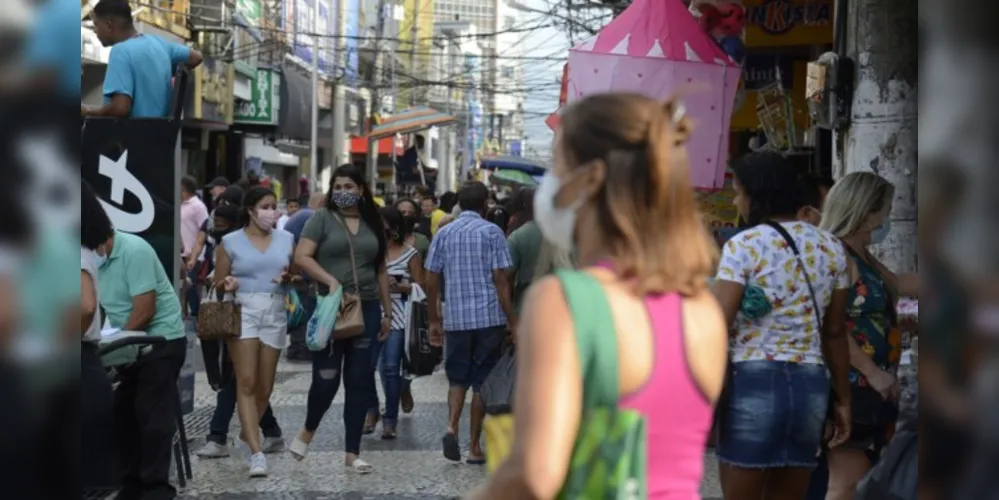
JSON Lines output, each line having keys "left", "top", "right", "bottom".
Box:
{"left": 480, "top": 346, "right": 515, "bottom": 415}
{"left": 404, "top": 299, "right": 442, "bottom": 377}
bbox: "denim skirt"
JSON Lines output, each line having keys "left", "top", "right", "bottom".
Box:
{"left": 716, "top": 360, "right": 830, "bottom": 468}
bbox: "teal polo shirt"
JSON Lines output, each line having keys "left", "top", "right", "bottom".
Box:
{"left": 98, "top": 230, "right": 185, "bottom": 340}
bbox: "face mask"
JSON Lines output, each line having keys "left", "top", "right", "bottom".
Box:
{"left": 93, "top": 247, "right": 107, "bottom": 269}
{"left": 534, "top": 171, "right": 586, "bottom": 251}
{"left": 870, "top": 218, "right": 891, "bottom": 245}
{"left": 332, "top": 191, "right": 361, "bottom": 208}
{"left": 254, "top": 209, "right": 277, "bottom": 231}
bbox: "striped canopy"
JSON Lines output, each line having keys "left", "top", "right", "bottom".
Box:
{"left": 368, "top": 107, "right": 457, "bottom": 140}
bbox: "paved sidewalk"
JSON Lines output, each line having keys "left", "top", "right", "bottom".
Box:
{"left": 176, "top": 357, "right": 723, "bottom": 499}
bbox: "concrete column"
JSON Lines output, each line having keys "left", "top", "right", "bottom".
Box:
{"left": 834, "top": 0, "right": 919, "bottom": 273}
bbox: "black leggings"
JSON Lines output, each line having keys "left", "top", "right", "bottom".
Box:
{"left": 304, "top": 300, "right": 381, "bottom": 455}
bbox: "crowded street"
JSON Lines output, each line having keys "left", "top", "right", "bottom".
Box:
{"left": 180, "top": 347, "right": 724, "bottom": 499}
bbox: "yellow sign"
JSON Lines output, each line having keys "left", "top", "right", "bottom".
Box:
{"left": 730, "top": 60, "right": 809, "bottom": 131}
{"left": 743, "top": 0, "right": 833, "bottom": 48}
{"left": 699, "top": 186, "right": 740, "bottom": 230}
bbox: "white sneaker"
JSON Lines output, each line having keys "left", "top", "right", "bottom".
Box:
{"left": 262, "top": 436, "right": 285, "bottom": 453}
{"left": 195, "top": 441, "right": 230, "bottom": 458}
{"left": 248, "top": 452, "right": 268, "bottom": 477}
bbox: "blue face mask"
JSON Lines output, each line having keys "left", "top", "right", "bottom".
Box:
{"left": 870, "top": 218, "right": 891, "bottom": 245}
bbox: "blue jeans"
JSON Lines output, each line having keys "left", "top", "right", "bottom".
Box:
{"left": 304, "top": 300, "right": 381, "bottom": 455}
{"left": 367, "top": 328, "right": 414, "bottom": 423}
{"left": 716, "top": 360, "right": 830, "bottom": 468}
{"left": 378, "top": 329, "right": 406, "bottom": 425}
{"left": 185, "top": 267, "right": 200, "bottom": 317}
{"left": 206, "top": 376, "right": 281, "bottom": 444}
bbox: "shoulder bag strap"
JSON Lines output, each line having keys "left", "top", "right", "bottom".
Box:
{"left": 765, "top": 221, "right": 823, "bottom": 329}
{"left": 555, "top": 269, "right": 620, "bottom": 409}
{"left": 331, "top": 212, "right": 361, "bottom": 294}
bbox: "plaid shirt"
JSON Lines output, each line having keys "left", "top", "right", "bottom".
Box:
{"left": 425, "top": 211, "right": 512, "bottom": 331}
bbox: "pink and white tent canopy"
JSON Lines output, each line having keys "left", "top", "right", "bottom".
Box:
{"left": 566, "top": 0, "right": 741, "bottom": 189}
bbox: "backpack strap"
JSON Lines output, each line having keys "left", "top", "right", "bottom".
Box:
{"left": 555, "top": 269, "right": 620, "bottom": 409}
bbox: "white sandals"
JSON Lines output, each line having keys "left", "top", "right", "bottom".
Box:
{"left": 289, "top": 437, "right": 310, "bottom": 461}
{"left": 347, "top": 458, "right": 373, "bottom": 474}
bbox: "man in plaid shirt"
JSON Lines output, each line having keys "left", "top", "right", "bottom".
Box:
{"left": 425, "top": 181, "right": 516, "bottom": 464}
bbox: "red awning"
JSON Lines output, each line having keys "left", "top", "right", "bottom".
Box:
{"left": 350, "top": 137, "right": 403, "bottom": 155}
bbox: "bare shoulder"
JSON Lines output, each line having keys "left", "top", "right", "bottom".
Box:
{"left": 682, "top": 290, "right": 726, "bottom": 334}
{"left": 681, "top": 289, "right": 729, "bottom": 402}
{"left": 521, "top": 275, "right": 574, "bottom": 342}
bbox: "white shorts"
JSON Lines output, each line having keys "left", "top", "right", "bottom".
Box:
{"left": 236, "top": 292, "right": 287, "bottom": 350}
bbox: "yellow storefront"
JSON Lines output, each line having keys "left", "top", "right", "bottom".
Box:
{"left": 701, "top": 0, "right": 833, "bottom": 229}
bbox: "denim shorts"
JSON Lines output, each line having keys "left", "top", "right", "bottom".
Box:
{"left": 444, "top": 326, "right": 506, "bottom": 391}
{"left": 716, "top": 360, "right": 829, "bottom": 468}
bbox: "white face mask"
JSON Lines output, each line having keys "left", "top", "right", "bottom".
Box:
{"left": 533, "top": 171, "right": 586, "bottom": 251}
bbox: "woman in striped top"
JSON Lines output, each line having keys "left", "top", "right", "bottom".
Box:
{"left": 367, "top": 206, "right": 424, "bottom": 439}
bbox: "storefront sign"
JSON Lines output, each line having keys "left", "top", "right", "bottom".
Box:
{"left": 730, "top": 59, "right": 810, "bottom": 130}
{"left": 743, "top": 0, "right": 833, "bottom": 47}
{"left": 185, "top": 58, "right": 232, "bottom": 124}
{"left": 742, "top": 54, "right": 794, "bottom": 91}
{"left": 236, "top": 69, "right": 279, "bottom": 124}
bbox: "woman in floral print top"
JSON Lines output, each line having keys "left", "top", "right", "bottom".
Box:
{"left": 819, "top": 171, "right": 919, "bottom": 500}
{"left": 712, "top": 153, "right": 853, "bottom": 500}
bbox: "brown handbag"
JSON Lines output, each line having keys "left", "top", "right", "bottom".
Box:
{"left": 197, "top": 285, "right": 241, "bottom": 341}
{"left": 330, "top": 212, "right": 366, "bottom": 340}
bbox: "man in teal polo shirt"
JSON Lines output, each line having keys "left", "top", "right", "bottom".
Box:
{"left": 96, "top": 229, "right": 186, "bottom": 500}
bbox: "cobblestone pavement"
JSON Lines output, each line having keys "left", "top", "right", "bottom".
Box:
{"left": 173, "top": 354, "right": 723, "bottom": 499}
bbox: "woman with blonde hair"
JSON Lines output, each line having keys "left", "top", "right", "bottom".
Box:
{"left": 819, "top": 171, "right": 918, "bottom": 500}
{"left": 470, "top": 92, "right": 728, "bottom": 499}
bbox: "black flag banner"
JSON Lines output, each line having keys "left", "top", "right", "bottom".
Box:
{"left": 81, "top": 118, "right": 182, "bottom": 283}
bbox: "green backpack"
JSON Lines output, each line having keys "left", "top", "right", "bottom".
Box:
{"left": 555, "top": 269, "right": 648, "bottom": 500}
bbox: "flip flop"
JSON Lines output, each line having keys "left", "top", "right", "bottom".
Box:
{"left": 347, "top": 458, "right": 374, "bottom": 474}
{"left": 289, "top": 437, "right": 309, "bottom": 461}
{"left": 465, "top": 457, "right": 486, "bottom": 465}
{"left": 442, "top": 433, "right": 461, "bottom": 462}
{"left": 381, "top": 427, "right": 397, "bottom": 440}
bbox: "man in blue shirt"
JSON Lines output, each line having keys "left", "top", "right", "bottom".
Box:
{"left": 282, "top": 192, "right": 325, "bottom": 361}
{"left": 82, "top": 0, "right": 203, "bottom": 118}
{"left": 425, "top": 181, "right": 515, "bottom": 464}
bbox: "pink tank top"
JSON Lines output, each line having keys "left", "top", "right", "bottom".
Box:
{"left": 619, "top": 292, "right": 713, "bottom": 499}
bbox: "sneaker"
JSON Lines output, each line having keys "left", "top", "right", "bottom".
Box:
{"left": 248, "top": 452, "right": 268, "bottom": 477}
{"left": 262, "top": 436, "right": 285, "bottom": 453}
{"left": 195, "top": 441, "right": 230, "bottom": 458}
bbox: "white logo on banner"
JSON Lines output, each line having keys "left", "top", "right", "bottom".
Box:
{"left": 18, "top": 133, "right": 80, "bottom": 232}
{"left": 98, "top": 150, "right": 155, "bottom": 233}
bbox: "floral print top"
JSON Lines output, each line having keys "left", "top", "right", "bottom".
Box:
{"left": 845, "top": 247, "right": 902, "bottom": 387}
{"left": 716, "top": 221, "right": 851, "bottom": 364}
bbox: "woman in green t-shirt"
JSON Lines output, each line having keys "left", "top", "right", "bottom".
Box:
{"left": 289, "top": 165, "right": 393, "bottom": 474}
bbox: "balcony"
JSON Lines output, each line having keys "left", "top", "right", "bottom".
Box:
{"left": 132, "top": 0, "right": 190, "bottom": 40}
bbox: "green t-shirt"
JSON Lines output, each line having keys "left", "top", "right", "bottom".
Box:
{"left": 413, "top": 232, "right": 431, "bottom": 262}
{"left": 98, "top": 231, "right": 185, "bottom": 340}
{"left": 507, "top": 221, "right": 544, "bottom": 312}
{"left": 301, "top": 208, "right": 382, "bottom": 301}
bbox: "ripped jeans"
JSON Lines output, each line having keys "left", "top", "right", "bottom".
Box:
{"left": 303, "top": 300, "right": 381, "bottom": 455}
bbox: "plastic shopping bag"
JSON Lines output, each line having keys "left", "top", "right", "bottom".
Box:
{"left": 403, "top": 284, "right": 442, "bottom": 376}
{"left": 286, "top": 288, "right": 307, "bottom": 329}
{"left": 306, "top": 287, "right": 342, "bottom": 351}
{"left": 480, "top": 346, "right": 515, "bottom": 415}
